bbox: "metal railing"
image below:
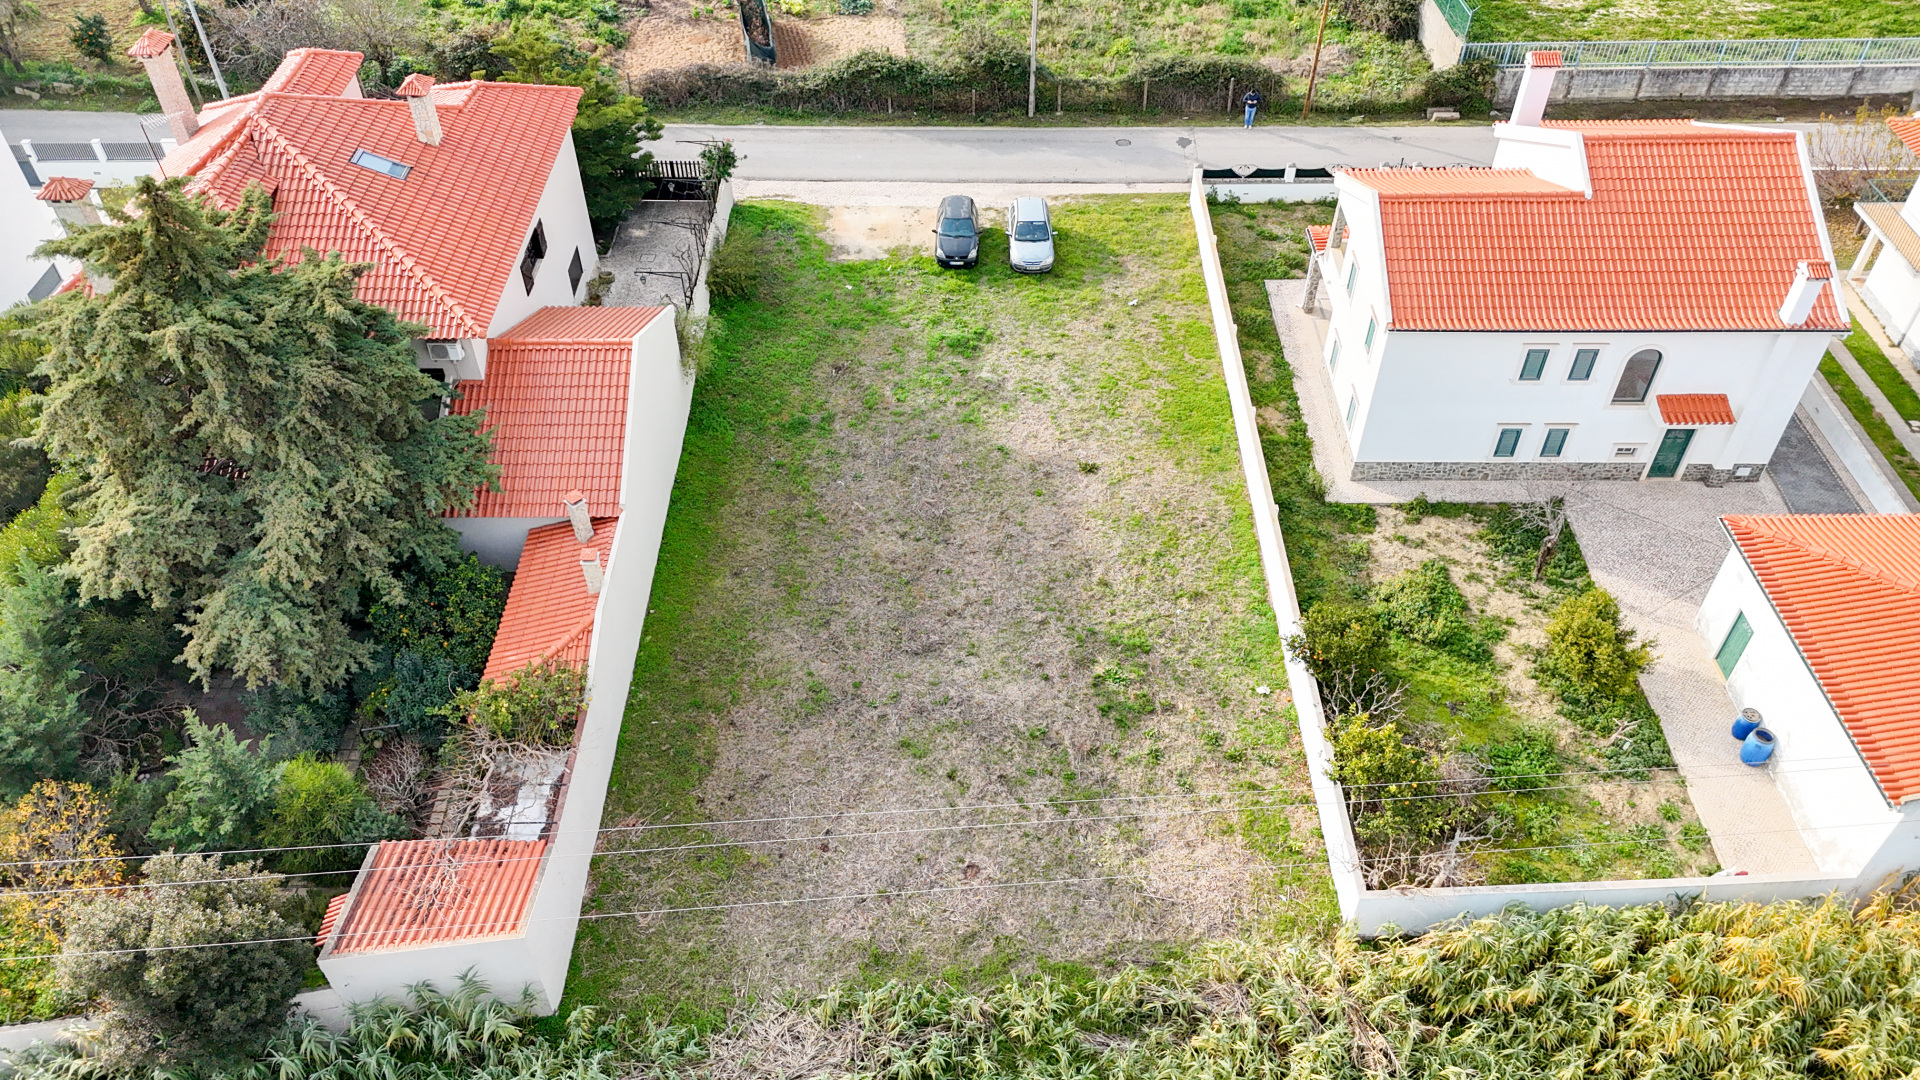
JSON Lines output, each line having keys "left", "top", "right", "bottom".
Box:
{"left": 1862, "top": 175, "right": 1918, "bottom": 204}
{"left": 1460, "top": 37, "right": 1920, "bottom": 68}
{"left": 1431, "top": 0, "right": 1475, "bottom": 40}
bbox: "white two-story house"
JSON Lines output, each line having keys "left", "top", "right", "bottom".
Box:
{"left": 1300, "top": 51, "right": 1848, "bottom": 485}
{"left": 1850, "top": 114, "right": 1920, "bottom": 364}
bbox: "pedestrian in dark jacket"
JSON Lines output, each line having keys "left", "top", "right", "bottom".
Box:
{"left": 1243, "top": 88, "right": 1264, "bottom": 128}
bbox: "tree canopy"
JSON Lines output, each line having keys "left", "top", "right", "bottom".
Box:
{"left": 26, "top": 177, "right": 498, "bottom": 692}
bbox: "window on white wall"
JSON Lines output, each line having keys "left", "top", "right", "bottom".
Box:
{"left": 1612, "top": 348, "right": 1662, "bottom": 403}
{"left": 1346, "top": 262, "right": 1358, "bottom": 296}
{"left": 1328, "top": 335, "right": 1341, "bottom": 372}
{"left": 568, "top": 248, "right": 585, "bottom": 294}
{"left": 1364, "top": 316, "right": 1377, "bottom": 351}
{"left": 1493, "top": 427, "right": 1523, "bottom": 458}
{"left": 1540, "top": 427, "right": 1570, "bottom": 457}
{"left": 1715, "top": 612, "right": 1753, "bottom": 676}
{"left": 1569, "top": 348, "right": 1599, "bottom": 381}
{"left": 1345, "top": 394, "right": 1358, "bottom": 428}
{"left": 1519, "top": 348, "right": 1550, "bottom": 381}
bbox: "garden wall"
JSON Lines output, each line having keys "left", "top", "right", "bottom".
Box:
{"left": 1480, "top": 54, "right": 1920, "bottom": 106}
{"left": 1417, "top": 0, "right": 1467, "bottom": 72}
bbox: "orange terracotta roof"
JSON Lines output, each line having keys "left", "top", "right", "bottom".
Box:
{"left": 1344, "top": 167, "right": 1572, "bottom": 196}
{"left": 328, "top": 839, "right": 545, "bottom": 955}
{"left": 126, "top": 27, "right": 173, "bottom": 58}
{"left": 1724, "top": 514, "right": 1920, "bottom": 805}
{"left": 453, "top": 306, "right": 663, "bottom": 518}
{"left": 1659, "top": 393, "right": 1736, "bottom": 425}
{"left": 1889, "top": 116, "right": 1920, "bottom": 159}
{"left": 1528, "top": 50, "right": 1562, "bottom": 67}
{"left": 158, "top": 49, "right": 582, "bottom": 339}
{"left": 36, "top": 177, "right": 93, "bottom": 202}
{"left": 483, "top": 516, "right": 617, "bottom": 682}
{"left": 1357, "top": 121, "right": 1845, "bottom": 333}
{"left": 316, "top": 892, "right": 347, "bottom": 947}
{"left": 396, "top": 73, "right": 435, "bottom": 97}
{"left": 54, "top": 269, "right": 91, "bottom": 297}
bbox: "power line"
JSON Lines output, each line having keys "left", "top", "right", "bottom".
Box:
{"left": 0, "top": 811, "right": 1899, "bottom": 964}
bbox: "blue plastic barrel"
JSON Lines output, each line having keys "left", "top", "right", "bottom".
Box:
{"left": 1732, "top": 708, "right": 1763, "bottom": 741}
{"left": 1741, "top": 728, "right": 1776, "bottom": 766}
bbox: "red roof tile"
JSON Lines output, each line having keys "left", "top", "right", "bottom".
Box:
{"left": 1527, "top": 50, "right": 1562, "bottom": 67}
{"left": 483, "top": 517, "right": 617, "bottom": 682}
{"left": 396, "top": 73, "right": 435, "bottom": 97}
{"left": 453, "top": 306, "right": 663, "bottom": 518}
{"left": 1344, "top": 121, "right": 1844, "bottom": 333}
{"left": 159, "top": 50, "right": 582, "bottom": 339}
{"left": 126, "top": 27, "right": 173, "bottom": 58}
{"left": 329, "top": 839, "right": 544, "bottom": 955}
{"left": 1659, "top": 393, "right": 1736, "bottom": 425}
{"left": 1889, "top": 116, "right": 1920, "bottom": 159}
{"left": 36, "top": 177, "right": 93, "bottom": 202}
{"left": 316, "top": 892, "right": 347, "bottom": 947}
{"left": 1724, "top": 514, "right": 1920, "bottom": 804}
{"left": 54, "top": 269, "right": 92, "bottom": 297}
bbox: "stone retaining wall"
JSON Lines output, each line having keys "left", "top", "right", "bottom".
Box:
{"left": 1352, "top": 460, "right": 1648, "bottom": 481}
{"left": 1491, "top": 63, "right": 1920, "bottom": 105}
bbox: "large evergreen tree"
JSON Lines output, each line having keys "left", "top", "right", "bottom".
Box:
{"left": 26, "top": 177, "right": 498, "bottom": 692}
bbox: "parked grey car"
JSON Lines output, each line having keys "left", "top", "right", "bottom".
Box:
{"left": 1007, "top": 197, "right": 1054, "bottom": 274}
{"left": 933, "top": 195, "right": 979, "bottom": 269}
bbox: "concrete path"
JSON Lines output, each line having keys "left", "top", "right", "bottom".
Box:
{"left": 1266, "top": 277, "right": 1822, "bottom": 876}
{"left": 663, "top": 122, "right": 1499, "bottom": 183}
{"left": 1769, "top": 414, "right": 1864, "bottom": 514}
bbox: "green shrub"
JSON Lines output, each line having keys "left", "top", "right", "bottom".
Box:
{"left": 1543, "top": 587, "right": 1651, "bottom": 701}
{"left": 244, "top": 685, "right": 355, "bottom": 758}
{"left": 446, "top": 660, "right": 588, "bottom": 746}
{"left": 69, "top": 14, "right": 114, "bottom": 64}
{"left": 707, "top": 224, "right": 766, "bottom": 301}
{"left": 1422, "top": 57, "right": 1495, "bottom": 107}
{"left": 1484, "top": 729, "right": 1559, "bottom": 792}
{"left": 260, "top": 757, "right": 400, "bottom": 874}
{"left": 1340, "top": 0, "right": 1420, "bottom": 38}
{"left": 1374, "top": 559, "right": 1488, "bottom": 661}
{"left": 367, "top": 554, "right": 507, "bottom": 673}
{"left": 1284, "top": 601, "right": 1391, "bottom": 690}
{"left": 0, "top": 473, "right": 75, "bottom": 585}
{"left": 149, "top": 712, "right": 285, "bottom": 852}
{"left": 1327, "top": 714, "right": 1459, "bottom": 847}
{"left": 380, "top": 648, "right": 479, "bottom": 746}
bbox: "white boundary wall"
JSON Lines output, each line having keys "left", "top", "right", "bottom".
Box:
{"left": 319, "top": 310, "right": 695, "bottom": 1010}
{"left": 1188, "top": 169, "right": 1885, "bottom": 933}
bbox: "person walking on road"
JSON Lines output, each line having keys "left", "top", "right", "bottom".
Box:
{"left": 1242, "top": 87, "right": 1263, "bottom": 128}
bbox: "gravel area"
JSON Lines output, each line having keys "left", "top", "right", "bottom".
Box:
{"left": 600, "top": 201, "right": 715, "bottom": 309}
{"left": 1265, "top": 277, "right": 1824, "bottom": 877}
{"left": 1769, "top": 414, "right": 1864, "bottom": 514}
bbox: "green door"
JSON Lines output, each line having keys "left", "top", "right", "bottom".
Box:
{"left": 1648, "top": 428, "right": 1694, "bottom": 479}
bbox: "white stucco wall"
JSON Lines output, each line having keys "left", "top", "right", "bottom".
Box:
{"left": 1344, "top": 328, "right": 1831, "bottom": 471}
{"left": 0, "top": 137, "right": 71, "bottom": 307}
{"left": 1696, "top": 545, "right": 1903, "bottom": 875}
{"left": 485, "top": 131, "right": 598, "bottom": 338}
{"left": 1862, "top": 239, "right": 1920, "bottom": 356}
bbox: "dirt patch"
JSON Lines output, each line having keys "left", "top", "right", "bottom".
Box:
{"left": 819, "top": 205, "right": 935, "bottom": 260}
{"left": 618, "top": 0, "right": 905, "bottom": 79}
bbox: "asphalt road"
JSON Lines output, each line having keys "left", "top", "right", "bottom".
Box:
{"left": 660, "top": 123, "right": 1502, "bottom": 182}
{"left": 1, "top": 109, "right": 152, "bottom": 143}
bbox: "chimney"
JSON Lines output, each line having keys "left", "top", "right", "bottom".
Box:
{"left": 580, "top": 547, "right": 604, "bottom": 596}
{"left": 396, "top": 74, "right": 441, "bottom": 146}
{"left": 127, "top": 29, "right": 198, "bottom": 143}
{"left": 1510, "top": 50, "right": 1561, "bottom": 128}
{"left": 1778, "top": 259, "right": 1833, "bottom": 326}
{"left": 562, "top": 489, "right": 593, "bottom": 542}
{"left": 36, "top": 177, "right": 100, "bottom": 230}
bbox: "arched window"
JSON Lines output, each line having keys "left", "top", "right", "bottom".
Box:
{"left": 1612, "top": 348, "right": 1662, "bottom": 404}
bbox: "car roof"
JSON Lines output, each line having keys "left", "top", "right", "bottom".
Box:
{"left": 939, "top": 195, "right": 975, "bottom": 215}
{"left": 1011, "top": 197, "right": 1049, "bottom": 219}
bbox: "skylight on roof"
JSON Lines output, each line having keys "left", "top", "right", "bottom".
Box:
{"left": 349, "top": 149, "right": 411, "bottom": 179}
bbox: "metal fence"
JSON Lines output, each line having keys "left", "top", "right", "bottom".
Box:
{"left": 1432, "top": 0, "right": 1475, "bottom": 40}
{"left": 1460, "top": 37, "right": 1920, "bottom": 68}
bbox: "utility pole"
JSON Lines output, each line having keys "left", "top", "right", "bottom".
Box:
{"left": 1301, "top": 0, "right": 1334, "bottom": 118}
{"left": 1027, "top": 0, "right": 1039, "bottom": 118}
{"left": 180, "top": 0, "right": 228, "bottom": 100}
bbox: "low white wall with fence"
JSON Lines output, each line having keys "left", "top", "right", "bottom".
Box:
{"left": 690, "top": 178, "right": 735, "bottom": 320}
{"left": 1189, "top": 170, "right": 1918, "bottom": 935}
{"left": 1465, "top": 38, "right": 1920, "bottom": 106}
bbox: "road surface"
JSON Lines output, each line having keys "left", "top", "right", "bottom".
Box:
{"left": 661, "top": 123, "right": 1501, "bottom": 182}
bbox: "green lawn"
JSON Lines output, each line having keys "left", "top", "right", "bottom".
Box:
{"left": 1819, "top": 353, "right": 1920, "bottom": 503}
{"left": 1468, "top": 0, "right": 1920, "bottom": 42}
{"left": 567, "top": 198, "right": 1332, "bottom": 1023}
{"left": 1846, "top": 328, "right": 1920, "bottom": 424}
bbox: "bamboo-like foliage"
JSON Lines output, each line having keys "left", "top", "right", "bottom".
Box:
{"left": 807, "top": 894, "right": 1920, "bottom": 1080}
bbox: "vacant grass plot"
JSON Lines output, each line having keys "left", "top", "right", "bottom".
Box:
{"left": 1468, "top": 0, "right": 1919, "bottom": 42}
{"left": 568, "top": 198, "right": 1332, "bottom": 1022}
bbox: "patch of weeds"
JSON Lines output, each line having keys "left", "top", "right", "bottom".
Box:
{"left": 1657, "top": 800, "right": 1683, "bottom": 823}
{"left": 899, "top": 737, "right": 932, "bottom": 759}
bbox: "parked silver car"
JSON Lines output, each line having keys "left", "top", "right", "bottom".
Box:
{"left": 1007, "top": 197, "right": 1054, "bottom": 274}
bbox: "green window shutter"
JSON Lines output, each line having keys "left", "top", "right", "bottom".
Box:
{"left": 1715, "top": 612, "right": 1753, "bottom": 677}
{"left": 1494, "top": 428, "right": 1522, "bottom": 457}
{"left": 1520, "top": 348, "right": 1549, "bottom": 381}
{"left": 1569, "top": 348, "right": 1599, "bottom": 381}
{"left": 1541, "top": 427, "right": 1569, "bottom": 457}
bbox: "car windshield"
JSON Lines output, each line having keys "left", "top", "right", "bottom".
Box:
{"left": 1012, "top": 220, "right": 1051, "bottom": 242}
{"left": 938, "top": 217, "right": 975, "bottom": 238}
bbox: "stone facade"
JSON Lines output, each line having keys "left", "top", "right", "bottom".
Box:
{"left": 1681, "top": 462, "right": 1769, "bottom": 487}
{"left": 1351, "top": 460, "right": 1649, "bottom": 482}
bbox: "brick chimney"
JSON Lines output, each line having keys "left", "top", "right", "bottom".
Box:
{"left": 396, "top": 74, "right": 441, "bottom": 146}
{"left": 127, "top": 28, "right": 198, "bottom": 143}
{"left": 37, "top": 177, "right": 100, "bottom": 230}
{"left": 1509, "top": 50, "right": 1561, "bottom": 128}
{"left": 1777, "top": 259, "right": 1833, "bottom": 326}
{"left": 579, "top": 547, "right": 604, "bottom": 596}
{"left": 562, "top": 489, "right": 593, "bottom": 542}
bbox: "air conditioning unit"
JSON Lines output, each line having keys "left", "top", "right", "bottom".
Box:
{"left": 425, "top": 341, "right": 464, "bottom": 364}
